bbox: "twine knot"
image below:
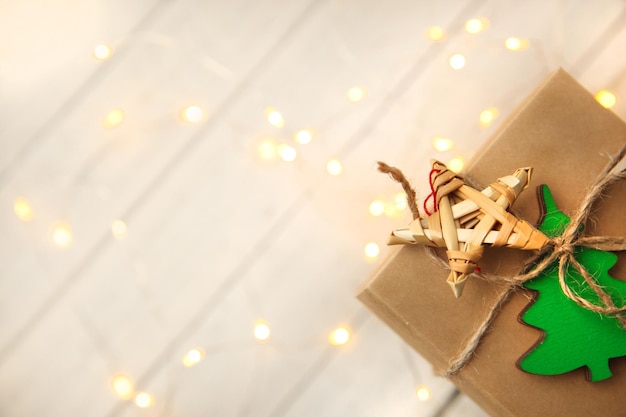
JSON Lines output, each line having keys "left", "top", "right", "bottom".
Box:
{"left": 550, "top": 237, "right": 575, "bottom": 257}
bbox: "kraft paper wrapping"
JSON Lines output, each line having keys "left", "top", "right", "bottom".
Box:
{"left": 357, "top": 68, "right": 626, "bottom": 417}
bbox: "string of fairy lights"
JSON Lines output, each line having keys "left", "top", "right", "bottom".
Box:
{"left": 10, "top": 14, "right": 622, "bottom": 413}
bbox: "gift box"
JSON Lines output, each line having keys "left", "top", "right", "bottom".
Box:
{"left": 358, "top": 68, "right": 626, "bottom": 417}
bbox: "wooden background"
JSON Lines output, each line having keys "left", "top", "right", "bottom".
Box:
{"left": 2, "top": 0, "right": 626, "bottom": 416}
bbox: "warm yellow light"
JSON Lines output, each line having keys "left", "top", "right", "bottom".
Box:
{"left": 394, "top": 193, "right": 407, "bottom": 210}
{"left": 448, "top": 157, "right": 465, "bottom": 173}
{"left": 277, "top": 144, "right": 297, "bottom": 162}
{"left": 182, "top": 105, "right": 204, "bottom": 123}
{"left": 111, "top": 219, "right": 128, "bottom": 240}
{"left": 258, "top": 139, "right": 278, "bottom": 160}
{"left": 52, "top": 223, "right": 73, "bottom": 247}
{"left": 416, "top": 385, "right": 431, "bottom": 401}
{"left": 432, "top": 137, "right": 454, "bottom": 152}
{"left": 112, "top": 375, "right": 134, "bottom": 399}
{"left": 595, "top": 90, "right": 617, "bottom": 109}
{"left": 505, "top": 37, "right": 529, "bottom": 51}
{"left": 505, "top": 37, "right": 521, "bottom": 50}
{"left": 369, "top": 200, "right": 385, "bottom": 216}
{"left": 182, "top": 348, "right": 205, "bottom": 367}
{"left": 254, "top": 320, "right": 270, "bottom": 342}
{"left": 14, "top": 197, "right": 34, "bottom": 221}
{"left": 479, "top": 107, "right": 499, "bottom": 127}
{"left": 425, "top": 26, "right": 446, "bottom": 41}
{"left": 266, "top": 108, "right": 285, "bottom": 128}
{"left": 364, "top": 242, "right": 380, "bottom": 258}
{"left": 295, "top": 129, "right": 313, "bottom": 144}
{"left": 384, "top": 204, "right": 398, "bottom": 217}
{"left": 464, "top": 18, "right": 489, "bottom": 34}
{"left": 93, "top": 44, "right": 112, "bottom": 60}
{"left": 134, "top": 392, "right": 154, "bottom": 408}
{"left": 449, "top": 53, "right": 466, "bottom": 70}
{"left": 347, "top": 87, "right": 365, "bottom": 102}
{"left": 103, "top": 108, "right": 124, "bottom": 128}
{"left": 329, "top": 326, "right": 351, "bottom": 346}
{"left": 326, "top": 159, "right": 343, "bottom": 176}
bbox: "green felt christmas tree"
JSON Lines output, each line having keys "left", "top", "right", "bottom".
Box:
{"left": 518, "top": 185, "right": 626, "bottom": 382}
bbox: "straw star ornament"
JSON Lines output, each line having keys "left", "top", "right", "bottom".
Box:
{"left": 379, "top": 160, "right": 550, "bottom": 297}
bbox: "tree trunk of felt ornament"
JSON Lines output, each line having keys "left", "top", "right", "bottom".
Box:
{"left": 518, "top": 185, "right": 626, "bottom": 382}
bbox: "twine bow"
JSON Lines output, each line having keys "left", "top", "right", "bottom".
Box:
{"left": 516, "top": 228, "right": 626, "bottom": 327}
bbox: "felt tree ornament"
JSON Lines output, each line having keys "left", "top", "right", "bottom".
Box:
{"left": 518, "top": 185, "right": 626, "bottom": 382}
{"left": 380, "top": 160, "right": 549, "bottom": 297}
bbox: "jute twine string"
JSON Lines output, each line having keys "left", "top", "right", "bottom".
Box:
{"left": 378, "top": 145, "right": 626, "bottom": 377}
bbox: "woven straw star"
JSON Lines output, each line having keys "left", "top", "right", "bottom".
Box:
{"left": 384, "top": 160, "right": 549, "bottom": 297}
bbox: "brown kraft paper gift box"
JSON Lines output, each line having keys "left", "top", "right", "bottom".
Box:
{"left": 357, "top": 68, "right": 626, "bottom": 417}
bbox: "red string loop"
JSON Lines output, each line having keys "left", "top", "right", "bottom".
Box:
{"left": 423, "top": 168, "right": 441, "bottom": 216}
